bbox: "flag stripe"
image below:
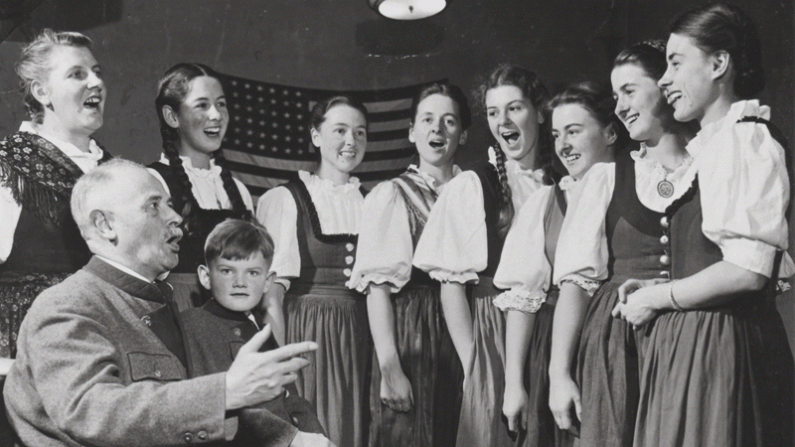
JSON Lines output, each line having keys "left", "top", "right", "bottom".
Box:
{"left": 219, "top": 73, "right": 445, "bottom": 196}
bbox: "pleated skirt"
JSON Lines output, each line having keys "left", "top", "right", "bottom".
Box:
{"left": 517, "top": 297, "right": 575, "bottom": 447}
{"left": 575, "top": 281, "right": 643, "bottom": 447}
{"left": 634, "top": 296, "right": 794, "bottom": 447}
{"left": 456, "top": 281, "right": 513, "bottom": 447}
{"left": 368, "top": 284, "right": 463, "bottom": 447}
{"left": 0, "top": 272, "right": 70, "bottom": 358}
{"left": 286, "top": 283, "right": 372, "bottom": 447}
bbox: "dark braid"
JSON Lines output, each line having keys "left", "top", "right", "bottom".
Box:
{"left": 155, "top": 63, "right": 246, "bottom": 222}
{"left": 491, "top": 144, "right": 513, "bottom": 239}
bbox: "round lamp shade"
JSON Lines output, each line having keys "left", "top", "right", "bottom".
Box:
{"left": 369, "top": 0, "right": 448, "bottom": 20}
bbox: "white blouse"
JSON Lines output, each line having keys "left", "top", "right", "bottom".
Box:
{"left": 686, "top": 100, "right": 794, "bottom": 278}
{"left": 147, "top": 154, "right": 254, "bottom": 212}
{"left": 554, "top": 99, "right": 794, "bottom": 293}
{"left": 256, "top": 170, "right": 364, "bottom": 290}
{"left": 347, "top": 165, "right": 460, "bottom": 294}
{"left": 493, "top": 176, "right": 580, "bottom": 314}
{"left": 0, "top": 122, "right": 105, "bottom": 263}
{"left": 413, "top": 159, "right": 546, "bottom": 284}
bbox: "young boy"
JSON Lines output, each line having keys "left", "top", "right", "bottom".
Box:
{"left": 180, "top": 219, "right": 327, "bottom": 444}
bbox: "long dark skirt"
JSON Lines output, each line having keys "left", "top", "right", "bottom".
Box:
{"left": 576, "top": 281, "right": 643, "bottom": 447}
{"left": 456, "top": 281, "right": 513, "bottom": 447}
{"left": 286, "top": 284, "right": 372, "bottom": 447}
{"left": 515, "top": 297, "right": 575, "bottom": 447}
{"left": 368, "top": 284, "right": 463, "bottom": 447}
{"left": 634, "top": 295, "right": 794, "bottom": 447}
{"left": 0, "top": 272, "right": 70, "bottom": 358}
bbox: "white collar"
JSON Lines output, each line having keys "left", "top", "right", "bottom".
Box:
{"left": 406, "top": 164, "right": 462, "bottom": 191}
{"left": 299, "top": 170, "right": 361, "bottom": 193}
{"left": 158, "top": 153, "right": 222, "bottom": 179}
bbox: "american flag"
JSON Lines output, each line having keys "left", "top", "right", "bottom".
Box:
{"left": 218, "top": 73, "right": 446, "bottom": 200}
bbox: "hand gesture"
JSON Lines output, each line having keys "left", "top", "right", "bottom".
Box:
{"left": 225, "top": 325, "right": 317, "bottom": 410}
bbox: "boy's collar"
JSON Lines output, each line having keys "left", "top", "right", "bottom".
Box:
{"left": 201, "top": 298, "right": 251, "bottom": 322}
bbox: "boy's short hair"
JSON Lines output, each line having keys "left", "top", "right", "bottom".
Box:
{"left": 204, "top": 219, "right": 275, "bottom": 265}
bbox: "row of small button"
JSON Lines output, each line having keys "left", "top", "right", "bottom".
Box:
{"left": 660, "top": 216, "right": 671, "bottom": 278}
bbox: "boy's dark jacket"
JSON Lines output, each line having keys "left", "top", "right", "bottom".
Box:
{"left": 181, "top": 299, "right": 325, "bottom": 440}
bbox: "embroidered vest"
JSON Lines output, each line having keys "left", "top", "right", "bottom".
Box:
{"left": 392, "top": 170, "right": 440, "bottom": 286}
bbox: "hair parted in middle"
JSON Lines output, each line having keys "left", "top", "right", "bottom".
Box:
{"left": 155, "top": 63, "right": 247, "bottom": 220}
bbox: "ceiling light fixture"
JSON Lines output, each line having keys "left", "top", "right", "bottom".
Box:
{"left": 368, "top": 0, "right": 449, "bottom": 20}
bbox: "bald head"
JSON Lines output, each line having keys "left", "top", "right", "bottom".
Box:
{"left": 70, "top": 159, "right": 184, "bottom": 280}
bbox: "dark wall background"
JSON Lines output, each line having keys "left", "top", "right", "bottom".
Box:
{"left": 0, "top": 0, "right": 793, "bottom": 350}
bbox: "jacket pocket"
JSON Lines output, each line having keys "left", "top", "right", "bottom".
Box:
{"left": 127, "top": 352, "right": 185, "bottom": 382}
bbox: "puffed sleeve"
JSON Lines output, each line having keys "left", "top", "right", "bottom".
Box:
{"left": 256, "top": 186, "right": 300, "bottom": 289}
{"left": 413, "top": 171, "right": 486, "bottom": 284}
{"left": 493, "top": 185, "right": 554, "bottom": 313}
{"left": 697, "top": 118, "right": 794, "bottom": 278}
{"left": 0, "top": 184, "right": 22, "bottom": 263}
{"left": 348, "top": 180, "right": 413, "bottom": 293}
{"left": 552, "top": 162, "right": 615, "bottom": 295}
{"left": 232, "top": 177, "right": 255, "bottom": 212}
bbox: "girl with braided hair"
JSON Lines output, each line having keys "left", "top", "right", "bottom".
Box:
{"left": 413, "top": 65, "right": 557, "bottom": 446}
{"left": 612, "top": 4, "right": 794, "bottom": 446}
{"left": 148, "top": 63, "right": 254, "bottom": 311}
{"left": 493, "top": 81, "right": 618, "bottom": 447}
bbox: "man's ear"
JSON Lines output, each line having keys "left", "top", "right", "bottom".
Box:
{"left": 604, "top": 122, "right": 618, "bottom": 146}
{"left": 197, "top": 264, "right": 212, "bottom": 291}
{"left": 459, "top": 129, "right": 468, "bottom": 145}
{"left": 89, "top": 209, "right": 117, "bottom": 243}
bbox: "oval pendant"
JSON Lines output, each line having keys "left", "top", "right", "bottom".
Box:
{"left": 657, "top": 179, "right": 674, "bottom": 198}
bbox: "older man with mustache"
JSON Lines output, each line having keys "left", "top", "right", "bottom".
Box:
{"left": 3, "top": 159, "right": 330, "bottom": 447}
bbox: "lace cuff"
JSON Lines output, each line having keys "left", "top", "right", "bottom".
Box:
{"left": 559, "top": 274, "right": 601, "bottom": 296}
{"left": 493, "top": 287, "right": 546, "bottom": 314}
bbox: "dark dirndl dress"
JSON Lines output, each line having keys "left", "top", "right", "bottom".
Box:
{"left": 147, "top": 162, "right": 251, "bottom": 312}
{"left": 282, "top": 180, "right": 372, "bottom": 447}
{"left": 574, "top": 153, "right": 668, "bottom": 447}
{"left": 367, "top": 172, "right": 463, "bottom": 447}
{"left": 0, "top": 132, "right": 112, "bottom": 358}
{"left": 633, "top": 177, "right": 795, "bottom": 447}
{"left": 516, "top": 184, "right": 575, "bottom": 447}
{"left": 454, "top": 164, "right": 514, "bottom": 447}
